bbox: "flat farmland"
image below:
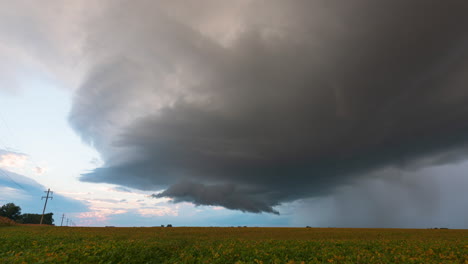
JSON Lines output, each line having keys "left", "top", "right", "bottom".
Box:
{"left": 0, "top": 226, "right": 467, "bottom": 263}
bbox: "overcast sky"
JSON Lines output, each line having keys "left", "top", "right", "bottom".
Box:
{"left": 1, "top": 0, "right": 468, "bottom": 228}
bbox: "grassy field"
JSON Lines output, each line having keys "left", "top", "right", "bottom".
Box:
{"left": 0, "top": 226, "right": 467, "bottom": 263}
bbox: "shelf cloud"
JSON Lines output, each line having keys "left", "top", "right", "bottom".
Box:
{"left": 68, "top": 0, "right": 468, "bottom": 213}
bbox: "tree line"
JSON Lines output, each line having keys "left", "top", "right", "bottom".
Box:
{"left": 0, "top": 203, "right": 54, "bottom": 225}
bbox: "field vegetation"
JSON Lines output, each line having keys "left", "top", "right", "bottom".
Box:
{"left": 0, "top": 216, "right": 16, "bottom": 226}
{"left": 0, "top": 226, "right": 467, "bottom": 263}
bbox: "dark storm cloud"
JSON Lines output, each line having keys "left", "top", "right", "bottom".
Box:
{"left": 154, "top": 181, "right": 279, "bottom": 214}
{"left": 70, "top": 0, "right": 468, "bottom": 213}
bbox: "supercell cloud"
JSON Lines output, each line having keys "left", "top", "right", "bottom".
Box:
{"left": 68, "top": 0, "right": 468, "bottom": 214}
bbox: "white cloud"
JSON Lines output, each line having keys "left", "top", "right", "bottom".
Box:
{"left": 0, "top": 153, "right": 28, "bottom": 168}
{"left": 33, "top": 166, "right": 47, "bottom": 175}
{"left": 137, "top": 207, "right": 178, "bottom": 217}
{"left": 77, "top": 208, "right": 128, "bottom": 224}
{"left": 0, "top": 186, "right": 25, "bottom": 200}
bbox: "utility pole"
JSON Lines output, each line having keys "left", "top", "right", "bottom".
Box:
{"left": 66, "top": 218, "right": 69, "bottom": 226}
{"left": 40, "top": 188, "right": 53, "bottom": 225}
{"left": 60, "top": 214, "right": 65, "bottom": 226}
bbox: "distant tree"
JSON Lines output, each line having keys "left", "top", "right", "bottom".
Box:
{"left": 0, "top": 203, "right": 21, "bottom": 221}
{"left": 20, "top": 213, "right": 54, "bottom": 225}
{"left": 166, "top": 224, "right": 172, "bottom": 227}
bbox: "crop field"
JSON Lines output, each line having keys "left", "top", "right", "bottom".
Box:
{"left": 0, "top": 226, "right": 467, "bottom": 263}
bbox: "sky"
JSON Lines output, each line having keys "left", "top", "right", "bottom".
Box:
{"left": 1, "top": 0, "right": 468, "bottom": 228}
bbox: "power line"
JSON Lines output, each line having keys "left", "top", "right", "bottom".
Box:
{"left": 0, "top": 137, "right": 9, "bottom": 150}
{"left": 0, "top": 111, "right": 17, "bottom": 151}
{"left": 0, "top": 169, "right": 26, "bottom": 191}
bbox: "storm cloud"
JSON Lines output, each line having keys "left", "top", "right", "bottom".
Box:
{"left": 68, "top": 0, "right": 468, "bottom": 214}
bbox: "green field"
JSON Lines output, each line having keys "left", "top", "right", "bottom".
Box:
{"left": 0, "top": 226, "right": 467, "bottom": 263}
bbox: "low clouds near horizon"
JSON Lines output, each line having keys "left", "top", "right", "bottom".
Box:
{"left": 2, "top": 1, "right": 468, "bottom": 225}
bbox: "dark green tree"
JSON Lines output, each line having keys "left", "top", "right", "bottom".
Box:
{"left": 20, "top": 213, "right": 54, "bottom": 225}
{"left": 0, "top": 203, "right": 22, "bottom": 221}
